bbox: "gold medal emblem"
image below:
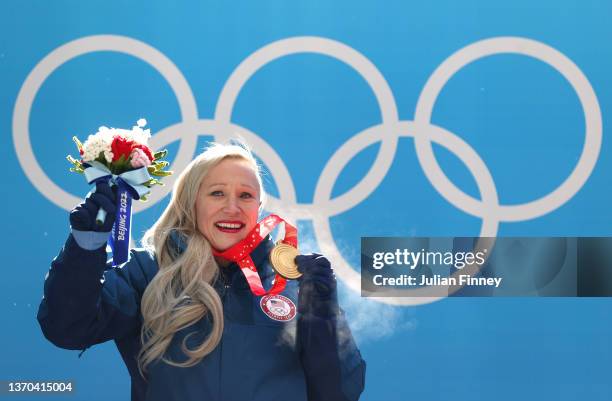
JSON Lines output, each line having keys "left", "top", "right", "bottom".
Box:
{"left": 270, "top": 243, "right": 302, "bottom": 279}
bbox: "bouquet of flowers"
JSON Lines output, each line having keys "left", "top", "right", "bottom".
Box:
{"left": 66, "top": 119, "right": 172, "bottom": 265}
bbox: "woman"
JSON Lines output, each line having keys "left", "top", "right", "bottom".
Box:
{"left": 37, "top": 142, "right": 366, "bottom": 401}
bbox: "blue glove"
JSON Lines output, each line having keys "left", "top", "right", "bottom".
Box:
{"left": 70, "top": 181, "right": 117, "bottom": 232}
{"left": 295, "top": 254, "right": 339, "bottom": 318}
{"left": 69, "top": 181, "right": 117, "bottom": 250}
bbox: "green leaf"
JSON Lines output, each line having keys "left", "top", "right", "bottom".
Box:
{"left": 109, "top": 154, "right": 132, "bottom": 174}
{"left": 66, "top": 155, "right": 85, "bottom": 172}
{"left": 153, "top": 161, "right": 169, "bottom": 169}
{"left": 144, "top": 177, "right": 165, "bottom": 187}
{"left": 95, "top": 152, "right": 107, "bottom": 165}
{"left": 153, "top": 150, "right": 168, "bottom": 160}
{"left": 150, "top": 170, "right": 173, "bottom": 177}
{"left": 72, "top": 136, "right": 83, "bottom": 152}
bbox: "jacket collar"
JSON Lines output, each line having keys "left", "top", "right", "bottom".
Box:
{"left": 168, "top": 229, "right": 274, "bottom": 281}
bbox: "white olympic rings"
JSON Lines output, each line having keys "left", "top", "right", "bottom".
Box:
{"left": 12, "top": 35, "right": 601, "bottom": 306}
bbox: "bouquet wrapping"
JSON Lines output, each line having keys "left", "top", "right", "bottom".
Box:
{"left": 67, "top": 119, "right": 172, "bottom": 265}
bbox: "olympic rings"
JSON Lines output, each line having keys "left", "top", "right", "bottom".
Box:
{"left": 13, "top": 35, "right": 601, "bottom": 306}
{"left": 414, "top": 37, "right": 602, "bottom": 222}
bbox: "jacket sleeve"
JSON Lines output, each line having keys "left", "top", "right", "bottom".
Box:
{"left": 37, "top": 233, "right": 149, "bottom": 350}
{"left": 298, "top": 309, "right": 367, "bottom": 401}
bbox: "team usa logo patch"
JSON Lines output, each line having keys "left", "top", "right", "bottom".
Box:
{"left": 260, "top": 295, "right": 296, "bottom": 322}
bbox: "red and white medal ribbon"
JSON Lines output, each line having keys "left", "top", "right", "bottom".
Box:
{"left": 212, "top": 214, "right": 298, "bottom": 296}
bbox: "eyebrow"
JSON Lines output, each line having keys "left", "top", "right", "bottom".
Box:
{"left": 208, "top": 182, "right": 258, "bottom": 190}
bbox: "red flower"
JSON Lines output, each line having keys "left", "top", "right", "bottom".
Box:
{"left": 111, "top": 136, "right": 134, "bottom": 162}
{"left": 131, "top": 143, "right": 154, "bottom": 162}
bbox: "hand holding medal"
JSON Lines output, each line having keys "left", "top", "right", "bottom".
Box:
{"left": 212, "top": 212, "right": 338, "bottom": 317}
{"left": 269, "top": 242, "right": 301, "bottom": 280}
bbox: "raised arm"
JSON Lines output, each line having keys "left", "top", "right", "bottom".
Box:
{"left": 296, "top": 254, "right": 367, "bottom": 401}
{"left": 37, "top": 181, "right": 150, "bottom": 350}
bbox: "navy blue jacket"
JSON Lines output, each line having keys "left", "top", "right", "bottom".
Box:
{"left": 37, "top": 233, "right": 366, "bottom": 401}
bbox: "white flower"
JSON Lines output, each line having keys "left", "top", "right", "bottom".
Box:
{"left": 129, "top": 121, "right": 151, "bottom": 145}
{"left": 79, "top": 120, "right": 152, "bottom": 163}
{"left": 130, "top": 127, "right": 151, "bottom": 145}
{"left": 81, "top": 126, "right": 115, "bottom": 162}
{"left": 104, "top": 150, "right": 114, "bottom": 164}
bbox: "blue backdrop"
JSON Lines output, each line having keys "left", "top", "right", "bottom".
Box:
{"left": 2, "top": 1, "right": 611, "bottom": 400}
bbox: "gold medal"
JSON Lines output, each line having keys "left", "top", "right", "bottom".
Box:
{"left": 270, "top": 243, "right": 302, "bottom": 280}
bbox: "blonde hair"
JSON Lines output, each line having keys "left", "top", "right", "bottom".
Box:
{"left": 137, "top": 141, "right": 264, "bottom": 377}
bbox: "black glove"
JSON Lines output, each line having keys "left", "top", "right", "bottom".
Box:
{"left": 69, "top": 181, "right": 117, "bottom": 232}
{"left": 295, "top": 254, "right": 339, "bottom": 318}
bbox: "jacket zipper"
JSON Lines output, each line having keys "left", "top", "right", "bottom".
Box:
{"left": 218, "top": 274, "right": 231, "bottom": 400}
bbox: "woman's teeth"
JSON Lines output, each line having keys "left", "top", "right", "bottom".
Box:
{"left": 216, "top": 223, "right": 244, "bottom": 230}
{"left": 216, "top": 223, "right": 242, "bottom": 233}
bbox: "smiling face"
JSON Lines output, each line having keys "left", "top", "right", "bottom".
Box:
{"left": 195, "top": 157, "right": 261, "bottom": 251}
